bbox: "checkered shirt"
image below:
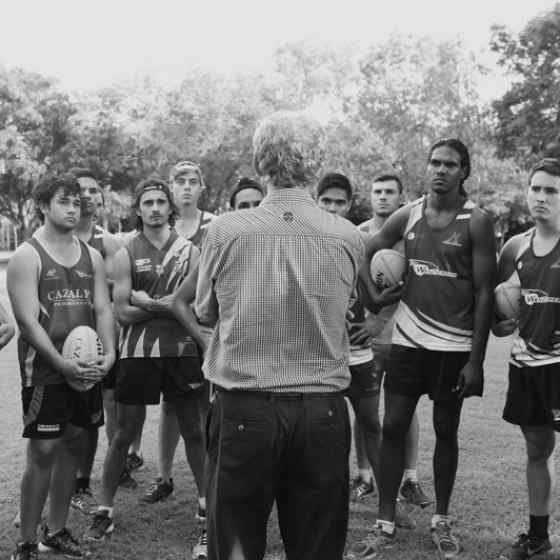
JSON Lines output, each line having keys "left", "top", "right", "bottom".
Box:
{"left": 195, "top": 188, "right": 364, "bottom": 392}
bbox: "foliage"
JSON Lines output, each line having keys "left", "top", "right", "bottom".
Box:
{"left": 490, "top": 3, "right": 560, "bottom": 164}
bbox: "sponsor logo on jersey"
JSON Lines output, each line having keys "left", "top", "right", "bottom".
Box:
{"left": 155, "top": 264, "right": 164, "bottom": 275}
{"left": 47, "top": 288, "right": 92, "bottom": 305}
{"left": 442, "top": 232, "right": 462, "bottom": 247}
{"left": 409, "top": 259, "right": 458, "bottom": 278}
{"left": 75, "top": 269, "right": 92, "bottom": 279}
{"left": 523, "top": 289, "right": 560, "bottom": 306}
{"left": 45, "top": 268, "right": 58, "bottom": 279}
{"left": 407, "top": 232, "right": 415, "bottom": 240}
{"left": 37, "top": 424, "right": 60, "bottom": 432}
{"left": 550, "top": 259, "right": 560, "bottom": 269}
{"left": 135, "top": 258, "right": 152, "bottom": 273}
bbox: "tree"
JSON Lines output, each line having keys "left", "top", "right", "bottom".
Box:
{"left": 490, "top": 4, "right": 560, "bottom": 163}
{"left": 0, "top": 67, "right": 76, "bottom": 237}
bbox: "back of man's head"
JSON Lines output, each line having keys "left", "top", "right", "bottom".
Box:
{"left": 253, "top": 111, "right": 325, "bottom": 189}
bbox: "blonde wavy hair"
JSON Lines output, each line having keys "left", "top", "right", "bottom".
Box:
{"left": 253, "top": 111, "right": 326, "bottom": 188}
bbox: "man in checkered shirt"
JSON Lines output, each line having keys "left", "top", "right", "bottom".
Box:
{"left": 195, "top": 110, "right": 365, "bottom": 560}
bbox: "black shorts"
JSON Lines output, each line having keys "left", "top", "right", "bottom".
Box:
{"left": 503, "top": 363, "right": 560, "bottom": 426}
{"left": 385, "top": 345, "right": 476, "bottom": 401}
{"left": 22, "top": 383, "right": 104, "bottom": 439}
{"left": 116, "top": 357, "right": 204, "bottom": 405}
{"left": 345, "top": 360, "right": 382, "bottom": 400}
{"left": 102, "top": 355, "right": 118, "bottom": 390}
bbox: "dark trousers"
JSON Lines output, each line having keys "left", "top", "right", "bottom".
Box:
{"left": 206, "top": 389, "right": 350, "bottom": 560}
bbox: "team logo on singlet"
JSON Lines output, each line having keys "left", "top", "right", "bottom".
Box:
{"left": 523, "top": 289, "right": 560, "bottom": 306}
{"left": 45, "top": 268, "right": 58, "bottom": 279}
{"left": 550, "top": 259, "right": 560, "bottom": 269}
{"left": 135, "top": 258, "right": 152, "bottom": 272}
{"left": 409, "top": 259, "right": 458, "bottom": 278}
{"left": 407, "top": 232, "right": 415, "bottom": 240}
{"left": 442, "top": 232, "right": 462, "bottom": 247}
{"left": 75, "top": 269, "right": 92, "bottom": 279}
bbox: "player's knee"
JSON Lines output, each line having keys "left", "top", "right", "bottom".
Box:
{"left": 357, "top": 410, "right": 381, "bottom": 436}
{"left": 27, "top": 440, "right": 59, "bottom": 470}
{"left": 433, "top": 413, "right": 459, "bottom": 443}
{"left": 382, "top": 417, "right": 408, "bottom": 442}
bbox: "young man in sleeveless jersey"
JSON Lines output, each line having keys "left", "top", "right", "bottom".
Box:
{"left": 494, "top": 158, "right": 560, "bottom": 559}
{"left": 7, "top": 174, "right": 115, "bottom": 560}
{"left": 86, "top": 178, "right": 207, "bottom": 557}
{"left": 316, "top": 173, "right": 417, "bottom": 532}
{"left": 140, "top": 163, "right": 214, "bottom": 531}
{"left": 351, "top": 139, "right": 496, "bottom": 558}
{"left": 357, "top": 173, "right": 430, "bottom": 508}
{"left": 69, "top": 168, "right": 135, "bottom": 514}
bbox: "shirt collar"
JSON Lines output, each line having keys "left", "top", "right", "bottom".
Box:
{"left": 262, "top": 187, "right": 315, "bottom": 206}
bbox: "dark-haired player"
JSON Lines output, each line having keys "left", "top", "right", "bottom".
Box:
{"left": 495, "top": 158, "right": 560, "bottom": 560}
{"left": 8, "top": 174, "right": 115, "bottom": 560}
{"left": 86, "top": 178, "right": 206, "bottom": 558}
{"left": 357, "top": 173, "right": 430, "bottom": 508}
{"left": 68, "top": 169, "right": 132, "bottom": 514}
{"left": 352, "top": 139, "right": 496, "bottom": 558}
{"left": 230, "top": 177, "right": 265, "bottom": 210}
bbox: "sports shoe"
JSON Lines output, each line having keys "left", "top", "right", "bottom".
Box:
{"left": 126, "top": 451, "right": 144, "bottom": 472}
{"left": 85, "top": 510, "right": 114, "bottom": 542}
{"left": 38, "top": 527, "right": 87, "bottom": 557}
{"left": 431, "top": 519, "right": 460, "bottom": 558}
{"left": 140, "top": 477, "right": 173, "bottom": 503}
{"left": 192, "top": 528, "right": 208, "bottom": 560}
{"left": 71, "top": 487, "right": 97, "bottom": 515}
{"left": 393, "top": 502, "right": 416, "bottom": 529}
{"left": 354, "top": 480, "right": 375, "bottom": 500}
{"left": 498, "top": 533, "right": 552, "bottom": 559}
{"left": 345, "top": 527, "right": 395, "bottom": 559}
{"left": 118, "top": 468, "right": 138, "bottom": 489}
{"left": 195, "top": 504, "right": 206, "bottom": 522}
{"left": 399, "top": 479, "right": 433, "bottom": 508}
{"left": 11, "top": 542, "right": 38, "bottom": 560}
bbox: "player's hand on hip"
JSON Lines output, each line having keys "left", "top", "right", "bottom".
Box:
{"left": 454, "top": 360, "right": 483, "bottom": 399}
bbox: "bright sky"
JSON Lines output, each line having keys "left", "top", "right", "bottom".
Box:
{"left": 0, "top": 0, "right": 557, "bottom": 98}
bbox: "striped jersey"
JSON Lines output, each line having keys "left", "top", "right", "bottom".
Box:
{"left": 18, "top": 237, "right": 96, "bottom": 387}
{"left": 509, "top": 228, "right": 560, "bottom": 367}
{"left": 392, "top": 196, "right": 476, "bottom": 351}
{"left": 119, "top": 230, "right": 198, "bottom": 359}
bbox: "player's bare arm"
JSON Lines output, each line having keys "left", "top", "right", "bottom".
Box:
{"left": 0, "top": 300, "right": 15, "bottom": 349}
{"left": 90, "top": 247, "right": 116, "bottom": 374}
{"left": 102, "top": 230, "right": 124, "bottom": 285}
{"left": 360, "top": 204, "right": 411, "bottom": 312}
{"left": 194, "top": 227, "right": 219, "bottom": 327}
{"left": 171, "top": 247, "right": 206, "bottom": 352}
{"left": 7, "top": 245, "right": 99, "bottom": 383}
{"left": 456, "top": 209, "right": 497, "bottom": 398}
{"left": 492, "top": 234, "right": 523, "bottom": 337}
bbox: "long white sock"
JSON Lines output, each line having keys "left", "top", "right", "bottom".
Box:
{"left": 403, "top": 468, "right": 418, "bottom": 483}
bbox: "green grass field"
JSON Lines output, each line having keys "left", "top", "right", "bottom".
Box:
{"left": 0, "top": 258, "right": 557, "bottom": 559}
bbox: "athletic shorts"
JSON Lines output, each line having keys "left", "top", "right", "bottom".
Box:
{"left": 385, "top": 345, "right": 477, "bottom": 401}
{"left": 116, "top": 357, "right": 204, "bottom": 405}
{"left": 21, "top": 383, "right": 104, "bottom": 439}
{"left": 503, "top": 363, "right": 560, "bottom": 426}
{"left": 345, "top": 360, "right": 381, "bottom": 400}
